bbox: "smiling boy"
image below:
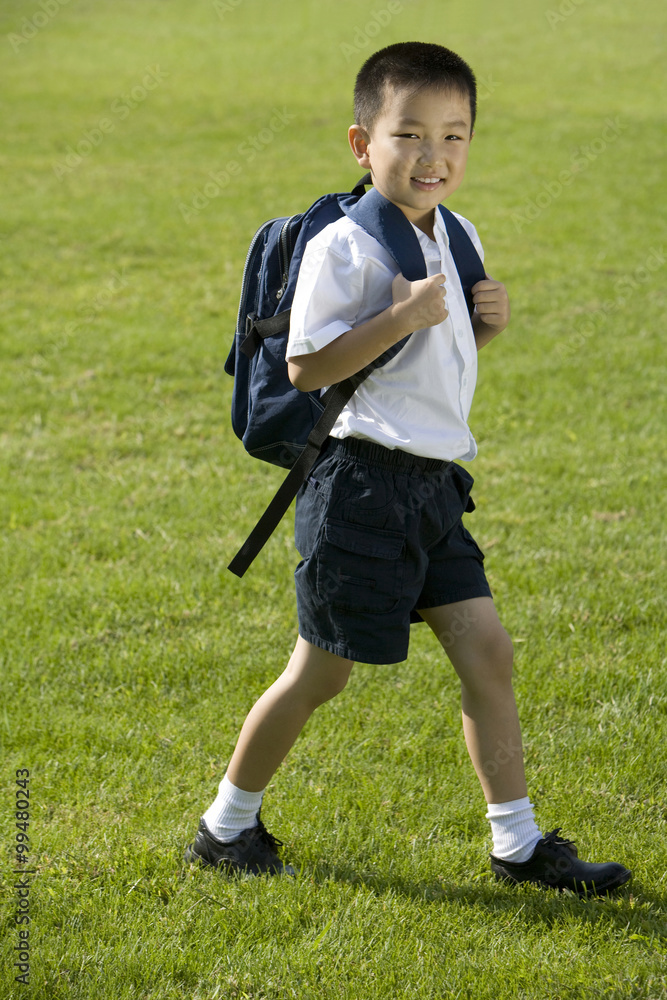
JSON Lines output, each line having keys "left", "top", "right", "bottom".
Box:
{"left": 186, "top": 42, "right": 631, "bottom": 895}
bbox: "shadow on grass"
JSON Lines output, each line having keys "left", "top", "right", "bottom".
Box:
{"left": 308, "top": 859, "right": 665, "bottom": 932}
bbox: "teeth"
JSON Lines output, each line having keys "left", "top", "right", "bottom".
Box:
{"left": 414, "top": 177, "right": 440, "bottom": 184}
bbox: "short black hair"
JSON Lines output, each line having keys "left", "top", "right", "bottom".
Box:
{"left": 354, "top": 41, "right": 477, "bottom": 134}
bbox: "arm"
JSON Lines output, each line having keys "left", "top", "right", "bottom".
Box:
{"left": 288, "top": 271, "right": 450, "bottom": 393}
{"left": 471, "top": 275, "right": 511, "bottom": 350}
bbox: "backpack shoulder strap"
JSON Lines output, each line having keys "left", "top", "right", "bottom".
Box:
{"left": 437, "top": 205, "right": 486, "bottom": 316}
{"left": 345, "top": 181, "right": 485, "bottom": 316}
{"left": 343, "top": 184, "right": 427, "bottom": 282}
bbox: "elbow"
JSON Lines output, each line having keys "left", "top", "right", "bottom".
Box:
{"left": 287, "top": 360, "right": 322, "bottom": 393}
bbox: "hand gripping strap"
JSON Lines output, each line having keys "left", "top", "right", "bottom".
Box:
{"left": 347, "top": 181, "right": 486, "bottom": 315}
{"left": 437, "top": 206, "right": 486, "bottom": 315}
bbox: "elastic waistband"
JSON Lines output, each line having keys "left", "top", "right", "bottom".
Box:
{"left": 326, "top": 436, "right": 454, "bottom": 474}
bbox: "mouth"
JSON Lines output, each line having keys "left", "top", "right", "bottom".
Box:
{"left": 411, "top": 176, "right": 445, "bottom": 193}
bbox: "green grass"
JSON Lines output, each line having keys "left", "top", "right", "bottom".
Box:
{"left": 1, "top": 0, "right": 666, "bottom": 996}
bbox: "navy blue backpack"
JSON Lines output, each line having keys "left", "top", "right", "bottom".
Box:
{"left": 225, "top": 173, "right": 485, "bottom": 576}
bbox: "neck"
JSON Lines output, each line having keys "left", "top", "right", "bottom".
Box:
{"left": 412, "top": 209, "right": 436, "bottom": 240}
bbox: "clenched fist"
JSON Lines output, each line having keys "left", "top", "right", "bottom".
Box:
{"left": 472, "top": 276, "right": 511, "bottom": 332}
{"left": 391, "top": 271, "right": 449, "bottom": 331}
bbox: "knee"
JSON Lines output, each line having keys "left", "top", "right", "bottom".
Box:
{"left": 310, "top": 668, "right": 352, "bottom": 707}
{"left": 491, "top": 627, "right": 515, "bottom": 683}
{"left": 457, "top": 625, "right": 515, "bottom": 696}
{"left": 285, "top": 650, "right": 354, "bottom": 709}
{"left": 490, "top": 623, "right": 514, "bottom": 662}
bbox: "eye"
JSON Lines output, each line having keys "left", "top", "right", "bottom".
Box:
{"left": 396, "top": 133, "right": 419, "bottom": 139}
{"left": 445, "top": 134, "right": 463, "bottom": 141}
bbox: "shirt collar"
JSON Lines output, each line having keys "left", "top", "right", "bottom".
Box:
{"left": 410, "top": 208, "right": 450, "bottom": 259}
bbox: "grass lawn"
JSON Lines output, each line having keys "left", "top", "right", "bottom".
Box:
{"left": 1, "top": 0, "right": 665, "bottom": 996}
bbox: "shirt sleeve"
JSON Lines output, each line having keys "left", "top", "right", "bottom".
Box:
{"left": 286, "top": 245, "right": 365, "bottom": 358}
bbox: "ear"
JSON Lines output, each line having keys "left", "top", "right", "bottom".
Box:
{"left": 348, "top": 124, "right": 371, "bottom": 168}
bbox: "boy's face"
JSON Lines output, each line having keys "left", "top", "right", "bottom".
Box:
{"left": 349, "top": 83, "right": 473, "bottom": 235}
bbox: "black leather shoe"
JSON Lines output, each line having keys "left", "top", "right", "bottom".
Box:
{"left": 184, "top": 814, "right": 296, "bottom": 876}
{"left": 490, "top": 828, "right": 631, "bottom": 895}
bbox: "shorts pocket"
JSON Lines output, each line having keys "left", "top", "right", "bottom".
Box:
{"left": 460, "top": 526, "right": 485, "bottom": 562}
{"left": 452, "top": 464, "right": 475, "bottom": 511}
{"left": 295, "top": 479, "right": 325, "bottom": 558}
{"left": 316, "top": 519, "right": 405, "bottom": 614}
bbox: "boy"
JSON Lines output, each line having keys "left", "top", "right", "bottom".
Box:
{"left": 186, "top": 42, "right": 631, "bottom": 894}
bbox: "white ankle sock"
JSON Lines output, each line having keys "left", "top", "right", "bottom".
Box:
{"left": 486, "top": 796, "right": 542, "bottom": 862}
{"left": 202, "top": 775, "right": 265, "bottom": 842}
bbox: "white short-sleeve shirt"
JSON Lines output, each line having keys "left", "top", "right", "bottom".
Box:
{"left": 286, "top": 208, "right": 484, "bottom": 462}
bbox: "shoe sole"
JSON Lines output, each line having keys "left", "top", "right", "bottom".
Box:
{"left": 492, "top": 866, "right": 632, "bottom": 896}
{"left": 184, "top": 844, "right": 297, "bottom": 877}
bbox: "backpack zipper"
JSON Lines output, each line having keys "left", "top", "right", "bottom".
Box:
{"left": 276, "top": 216, "right": 295, "bottom": 300}
{"left": 235, "top": 218, "right": 280, "bottom": 334}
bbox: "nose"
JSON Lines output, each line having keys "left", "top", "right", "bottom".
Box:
{"left": 417, "top": 140, "right": 441, "bottom": 167}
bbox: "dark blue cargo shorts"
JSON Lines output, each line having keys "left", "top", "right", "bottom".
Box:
{"left": 294, "top": 436, "right": 492, "bottom": 664}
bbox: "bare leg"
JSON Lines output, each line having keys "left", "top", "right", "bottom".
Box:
{"left": 226, "top": 636, "right": 354, "bottom": 792}
{"left": 418, "top": 597, "right": 527, "bottom": 804}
